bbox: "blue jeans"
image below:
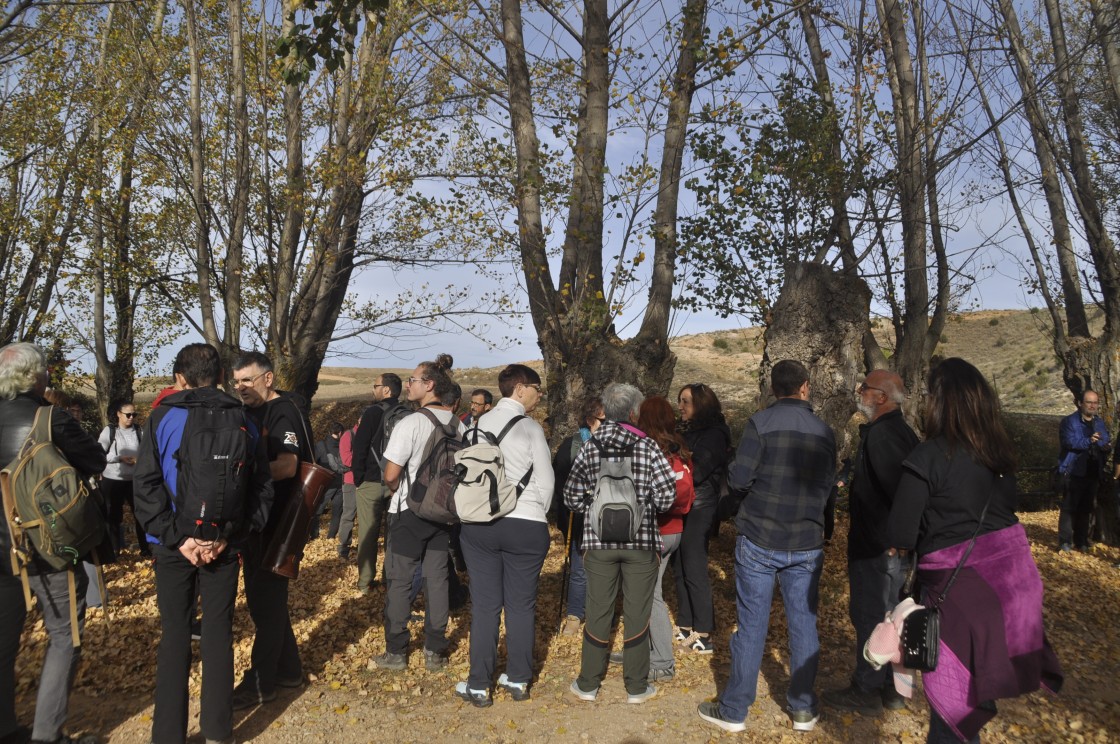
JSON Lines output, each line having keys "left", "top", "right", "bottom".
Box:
{"left": 719, "top": 536, "right": 823, "bottom": 723}
{"left": 557, "top": 504, "right": 586, "bottom": 620}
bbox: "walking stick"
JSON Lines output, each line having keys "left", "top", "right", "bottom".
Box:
{"left": 558, "top": 510, "right": 574, "bottom": 626}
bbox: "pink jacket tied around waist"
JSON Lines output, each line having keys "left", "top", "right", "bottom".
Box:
{"left": 866, "top": 524, "right": 1062, "bottom": 741}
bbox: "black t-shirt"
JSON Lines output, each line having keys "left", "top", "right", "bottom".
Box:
{"left": 248, "top": 394, "right": 312, "bottom": 528}
{"left": 887, "top": 436, "right": 1019, "bottom": 557}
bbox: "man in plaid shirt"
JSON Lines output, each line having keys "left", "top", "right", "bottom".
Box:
{"left": 698, "top": 359, "right": 836, "bottom": 734}
{"left": 563, "top": 383, "right": 675, "bottom": 705}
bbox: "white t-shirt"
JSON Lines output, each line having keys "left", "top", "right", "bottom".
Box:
{"left": 382, "top": 406, "right": 465, "bottom": 512}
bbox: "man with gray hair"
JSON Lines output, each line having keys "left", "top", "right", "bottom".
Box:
{"left": 0, "top": 342, "right": 105, "bottom": 744}
{"left": 823, "top": 369, "right": 918, "bottom": 716}
{"left": 563, "top": 383, "right": 675, "bottom": 705}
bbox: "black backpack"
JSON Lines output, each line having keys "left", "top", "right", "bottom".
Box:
{"left": 169, "top": 395, "right": 253, "bottom": 541}
{"left": 372, "top": 400, "right": 411, "bottom": 472}
{"left": 405, "top": 408, "right": 465, "bottom": 525}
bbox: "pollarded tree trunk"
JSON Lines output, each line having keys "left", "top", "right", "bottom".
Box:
{"left": 760, "top": 262, "right": 871, "bottom": 458}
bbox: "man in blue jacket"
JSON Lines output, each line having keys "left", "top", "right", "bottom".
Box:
{"left": 1058, "top": 389, "right": 1110, "bottom": 552}
{"left": 698, "top": 360, "right": 836, "bottom": 735}
{"left": 134, "top": 343, "right": 273, "bottom": 744}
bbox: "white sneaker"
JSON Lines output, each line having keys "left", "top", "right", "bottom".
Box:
{"left": 569, "top": 679, "right": 598, "bottom": 701}
{"left": 627, "top": 684, "right": 657, "bottom": 704}
{"left": 790, "top": 709, "right": 819, "bottom": 732}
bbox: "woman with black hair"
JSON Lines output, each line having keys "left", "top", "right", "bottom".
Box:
{"left": 887, "top": 358, "right": 1062, "bottom": 743}
{"left": 672, "top": 383, "right": 730, "bottom": 654}
{"left": 98, "top": 398, "right": 147, "bottom": 556}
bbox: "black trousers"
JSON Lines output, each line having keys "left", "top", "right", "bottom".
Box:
{"left": 0, "top": 574, "right": 26, "bottom": 741}
{"left": 103, "top": 477, "right": 148, "bottom": 554}
{"left": 671, "top": 502, "right": 716, "bottom": 634}
{"left": 460, "top": 518, "right": 549, "bottom": 689}
{"left": 152, "top": 545, "right": 239, "bottom": 744}
{"left": 1059, "top": 475, "right": 1099, "bottom": 548}
{"left": 241, "top": 537, "right": 302, "bottom": 692}
{"left": 384, "top": 510, "right": 450, "bottom": 656}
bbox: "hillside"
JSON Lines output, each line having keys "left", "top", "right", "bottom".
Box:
{"left": 311, "top": 307, "right": 1080, "bottom": 417}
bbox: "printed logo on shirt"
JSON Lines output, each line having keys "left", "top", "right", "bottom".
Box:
{"left": 283, "top": 431, "right": 299, "bottom": 447}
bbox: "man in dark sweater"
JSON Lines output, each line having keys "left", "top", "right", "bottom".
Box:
{"left": 349, "top": 373, "right": 404, "bottom": 593}
{"left": 698, "top": 360, "right": 836, "bottom": 735}
{"left": 823, "top": 369, "right": 919, "bottom": 716}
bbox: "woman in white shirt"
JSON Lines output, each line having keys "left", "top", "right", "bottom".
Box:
{"left": 455, "top": 364, "right": 554, "bottom": 707}
{"left": 98, "top": 399, "right": 146, "bottom": 555}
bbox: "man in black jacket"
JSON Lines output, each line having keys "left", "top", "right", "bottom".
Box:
{"left": 823, "top": 369, "right": 919, "bottom": 716}
{"left": 0, "top": 342, "right": 106, "bottom": 744}
{"left": 133, "top": 343, "right": 273, "bottom": 744}
{"left": 349, "top": 373, "right": 403, "bottom": 593}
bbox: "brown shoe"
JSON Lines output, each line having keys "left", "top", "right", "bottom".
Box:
{"left": 560, "top": 614, "right": 582, "bottom": 636}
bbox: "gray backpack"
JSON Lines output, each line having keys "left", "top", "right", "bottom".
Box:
{"left": 587, "top": 438, "right": 643, "bottom": 543}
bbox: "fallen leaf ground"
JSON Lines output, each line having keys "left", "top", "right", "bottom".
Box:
{"left": 15, "top": 509, "right": 1119, "bottom": 743}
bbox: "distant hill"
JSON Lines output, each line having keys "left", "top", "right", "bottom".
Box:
{"left": 314, "top": 307, "right": 1080, "bottom": 417}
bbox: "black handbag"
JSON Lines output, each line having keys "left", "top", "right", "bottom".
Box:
{"left": 899, "top": 493, "right": 993, "bottom": 672}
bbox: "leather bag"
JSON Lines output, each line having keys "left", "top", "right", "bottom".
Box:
{"left": 262, "top": 459, "right": 336, "bottom": 579}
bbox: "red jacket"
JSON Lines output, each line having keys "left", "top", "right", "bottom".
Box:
{"left": 657, "top": 453, "right": 695, "bottom": 535}
{"left": 340, "top": 426, "right": 357, "bottom": 485}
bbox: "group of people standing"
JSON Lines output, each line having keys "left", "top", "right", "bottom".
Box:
{"left": 0, "top": 338, "right": 1073, "bottom": 744}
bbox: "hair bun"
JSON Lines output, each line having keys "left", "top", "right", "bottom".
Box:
{"left": 435, "top": 353, "right": 454, "bottom": 372}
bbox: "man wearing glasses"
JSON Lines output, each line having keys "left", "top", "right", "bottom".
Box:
{"left": 823, "top": 370, "right": 918, "bottom": 717}
{"left": 461, "top": 389, "right": 493, "bottom": 428}
{"left": 1058, "top": 389, "right": 1110, "bottom": 553}
{"left": 348, "top": 373, "right": 405, "bottom": 593}
{"left": 229, "top": 352, "right": 311, "bottom": 710}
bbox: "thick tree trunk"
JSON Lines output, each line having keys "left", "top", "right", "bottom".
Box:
{"left": 760, "top": 262, "right": 870, "bottom": 458}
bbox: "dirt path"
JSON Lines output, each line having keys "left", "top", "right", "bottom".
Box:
{"left": 17, "top": 511, "right": 1119, "bottom": 743}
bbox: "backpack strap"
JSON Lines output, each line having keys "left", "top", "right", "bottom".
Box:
{"left": 371, "top": 401, "right": 403, "bottom": 458}
{"left": 0, "top": 470, "right": 29, "bottom": 592}
{"left": 494, "top": 416, "right": 534, "bottom": 495}
{"left": 417, "top": 406, "right": 457, "bottom": 436}
{"left": 66, "top": 568, "right": 80, "bottom": 647}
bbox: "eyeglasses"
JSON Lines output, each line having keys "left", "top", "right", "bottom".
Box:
{"left": 407, "top": 377, "right": 429, "bottom": 385}
{"left": 857, "top": 383, "right": 886, "bottom": 395}
{"left": 596, "top": 417, "right": 606, "bottom": 423}
{"left": 232, "top": 371, "right": 267, "bottom": 387}
{"left": 525, "top": 383, "right": 543, "bottom": 394}
{"left": 121, "top": 412, "right": 136, "bottom": 419}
